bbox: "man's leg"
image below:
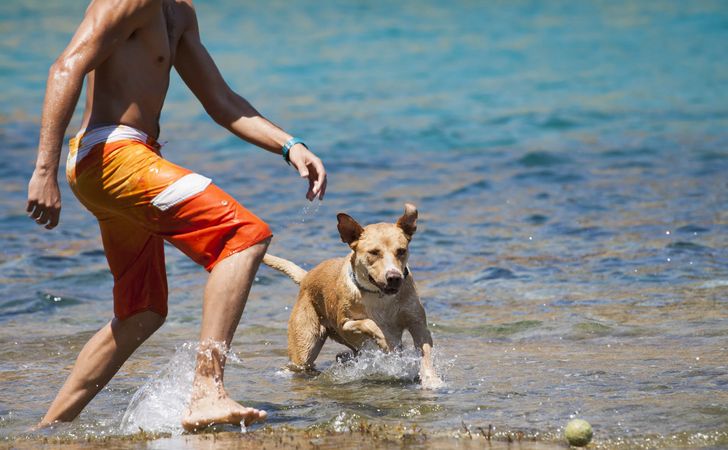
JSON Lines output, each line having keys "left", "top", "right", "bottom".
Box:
{"left": 182, "top": 237, "right": 270, "bottom": 431}
{"left": 38, "top": 311, "right": 165, "bottom": 427}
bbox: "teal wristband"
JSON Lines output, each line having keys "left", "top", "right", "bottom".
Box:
{"left": 282, "top": 137, "right": 307, "bottom": 165}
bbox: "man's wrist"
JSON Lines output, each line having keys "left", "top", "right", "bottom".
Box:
{"left": 33, "top": 164, "right": 59, "bottom": 176}
{"left": 281, "top": 137, "right": 307, "bottom": 165}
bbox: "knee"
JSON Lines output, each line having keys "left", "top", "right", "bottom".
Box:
{"left": 251, "top": 236, "right": 271, "bottom": 259}
{"left": 121, "top": 310, "right": 165, "bottom": 338}
{"left": 147, "top": 312, "right": 166, "bottom": 332}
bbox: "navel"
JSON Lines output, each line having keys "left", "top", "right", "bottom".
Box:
{"left": 157, "top": 55, "right": 165, "bottom": 63}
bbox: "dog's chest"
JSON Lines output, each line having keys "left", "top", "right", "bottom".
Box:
{"left": 357, "top": 293, "right": 401, "bottom": 328}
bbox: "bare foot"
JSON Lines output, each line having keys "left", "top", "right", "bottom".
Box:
{"left": 29, "top": 421, "right": 53, "bottom": 432}
{"left": 182, "top": 394, "right": 267, "bottom": 432}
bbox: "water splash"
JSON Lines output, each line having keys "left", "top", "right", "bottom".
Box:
{"left": 119, "top": 341, "right": 246, "bottom": 435}
{"left": 330, "top": 411, "right": 363, "bottom": 433}
{"left": 318, "top": 344, "right": 450, "bottom": 388}
{"left": 120, "top": 343, "right": 197, "bottom": 435}
{"left": 298, "top": 199, "right": 322, "bottom": 223}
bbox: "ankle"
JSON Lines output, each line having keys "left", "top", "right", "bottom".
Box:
{"left": 195, "top": 339, "right": 229, "bottom": 377}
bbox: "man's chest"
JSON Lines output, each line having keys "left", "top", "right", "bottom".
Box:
{"left": 124, "top": 1, "right": 183, "bottom": 68}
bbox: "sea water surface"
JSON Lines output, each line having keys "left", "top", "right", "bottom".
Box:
{"left": 1, "top": 0, "right": 727, "bottom": 448}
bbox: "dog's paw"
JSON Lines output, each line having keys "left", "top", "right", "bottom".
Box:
{"left": 286, "top": 362, "right": 320, "bottom": 376}
{"left": 375, "top": 337, "right": 392, "bottom": 352}
{"left": 420, "top": 373, "right": 445, "bottom": 390}
{"left": 336, "top": 351, "right": 355, "bottom": 363}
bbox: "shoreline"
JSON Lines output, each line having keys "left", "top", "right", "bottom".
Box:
{"left": 5, "top": 423, "right": 565, "bottom": 450}
{"left": 6, "top": 420, "right": 728, "bottom": 449}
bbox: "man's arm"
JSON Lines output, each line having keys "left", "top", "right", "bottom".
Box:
{"left": 27, "top": 0, "right": 159, "bottom": 229}
{"left": 173, "top": 1, "right": 326, "bottom": 201}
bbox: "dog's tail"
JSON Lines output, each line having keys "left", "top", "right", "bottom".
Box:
{"left": 262, "top": 253, "right": 307, "bottom": 285}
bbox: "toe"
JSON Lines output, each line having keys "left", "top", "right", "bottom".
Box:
{"left": 242, "top": 408, "right": 267, "bottom": 426}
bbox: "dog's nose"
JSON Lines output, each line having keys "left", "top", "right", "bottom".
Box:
{"left": 385, "top": 270, "right": 403, "bottom": 289}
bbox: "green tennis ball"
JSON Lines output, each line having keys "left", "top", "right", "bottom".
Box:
{"left": 565, "top": 419, "right": 593, "bottom": 447}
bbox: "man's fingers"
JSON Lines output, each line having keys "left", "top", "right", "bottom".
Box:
{"left": 36, "top": 209, "right": 49, "bottom": 225}
{"left": 306, "top": 177, "right": 315, "bottom": 201}
{"left": 319, "top": 177, "right": 327, "bottom": 200}
{"left": 307, "top": 159, "right": 326, "bottom": 200}
{"left": 314, "top": 160, "right": 326, "bottom": 199}
{"left": 29, "top": 205, "right": 43, "bottom": 220}
{"left": 290, "top": 146, "right": 327, "bottom": 201}
{"left": 26, "top": 200, "right": 37, "bottom": 213}
{"left": 46, "top": 210, "right": 60, "bottom": 229}
{"left": 295, "top": 159, "right": 312, "bottom": 199}
{"left": 27, "top": 203, "right": 61, "bottom": 229}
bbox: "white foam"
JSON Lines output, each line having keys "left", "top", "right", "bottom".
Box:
{"left": 320, "top": 343, "right": 449, "bottom": 387}
{"left": 120, "top": 342, "right": 246, "bottom": 435}
{"left": 120, "top": 343, "right": 197, "bottom": 435}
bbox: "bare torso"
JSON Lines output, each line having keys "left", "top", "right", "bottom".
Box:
{"left": 28, "top": 0, "right": 327, "bottom": 233}
{"left": 81, "top": 0, "right": 187, "bottom": 138}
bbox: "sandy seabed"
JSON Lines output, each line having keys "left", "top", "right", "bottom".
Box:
{"left": 5, "top": 424, "right": 565, "bottom": 450}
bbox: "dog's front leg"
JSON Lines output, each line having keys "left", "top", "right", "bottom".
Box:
{"left": 342, "top": 319, "right": 390, "bottom": 351}
{"left": 410, "top": 324, "right": 444, "bottom": 389}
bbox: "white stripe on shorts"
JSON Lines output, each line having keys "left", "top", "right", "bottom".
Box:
{"left": 151, "top": 173, "right": 212, "bottom": 211}
{"left": 76, "top": 125, "right": 151, "bottom": 163}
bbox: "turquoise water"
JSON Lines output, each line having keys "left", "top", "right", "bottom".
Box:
{"left": 1, "top": 0, "right": 728, "bottom": 447}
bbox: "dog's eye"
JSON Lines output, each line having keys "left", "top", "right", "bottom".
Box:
{"left": 368, "top": 249, "right": 381, "bottom": 257}
{"left": 396, "top": 248, "right": 407, "bottom": 257}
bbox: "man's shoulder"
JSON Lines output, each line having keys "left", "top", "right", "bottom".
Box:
{"left": 166, "top": 0, "right": 197, "bottom": 15}
{"left": 84, "top": 0, "right": 161, "bottom": 23}
{"left": 164, "top": 0, "right": 198, "bottom": 29}
{"left": 97, "top": 0, "right": 162, "bottom": 12}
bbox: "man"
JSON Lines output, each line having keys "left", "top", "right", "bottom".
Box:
{"left": 26, "top": 0, "right": 326, "bottom": 431}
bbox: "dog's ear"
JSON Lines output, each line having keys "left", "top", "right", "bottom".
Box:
{"left": 396, "top": 203, "right": 418, "bottom": 240}
{"left": 337, "top": 213, "right": 364, "bottom": 246}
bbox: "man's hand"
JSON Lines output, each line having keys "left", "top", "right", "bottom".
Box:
{"left": 27, "top": 169, "right": 61, "bottom": 229}
{"left": 288, "top": 144, "right": 327, "bottom": 201}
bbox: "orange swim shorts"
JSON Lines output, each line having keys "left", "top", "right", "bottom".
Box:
{"left": 66, "top": 125, "right": 272, "bottom": 320}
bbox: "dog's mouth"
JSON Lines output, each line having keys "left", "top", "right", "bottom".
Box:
{"left": 367, "top": 274, "right": 400, "bottom": 296}
{"left": 382, "top": 286, "right": 400, "bottom": 295}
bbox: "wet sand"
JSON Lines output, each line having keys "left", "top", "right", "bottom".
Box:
{"left": 10, "top": 425, "right": 728, "bottom": 450}
{"left": 7, "top": 424, "right": 566, "bottom": 450}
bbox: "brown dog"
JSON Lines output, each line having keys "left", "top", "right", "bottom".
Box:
{"left": 263, "top": 204, "right": 443, "bottom": 388}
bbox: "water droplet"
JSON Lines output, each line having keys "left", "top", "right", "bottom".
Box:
{"left": 665, "top": 230, "right": 671, "bottom": 235}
